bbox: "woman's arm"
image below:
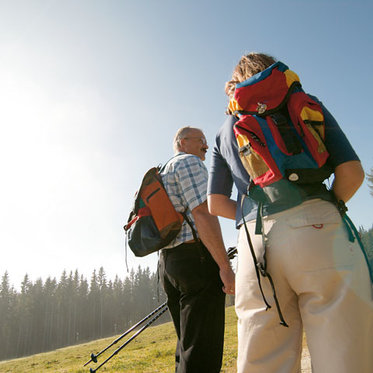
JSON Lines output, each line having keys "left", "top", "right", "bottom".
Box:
{"left": 207, "top": 193, "right": 237, "bottom": 220}
{"left": 332, "top": 160, "right": 364, "bottom": 202}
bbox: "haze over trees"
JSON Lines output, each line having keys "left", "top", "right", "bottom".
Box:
{"left": 0, "top": 266, "right": 168, "bottom": 361}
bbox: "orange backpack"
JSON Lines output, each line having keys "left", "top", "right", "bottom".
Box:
{"left": 124, "top": 164, "right": 196, "bottom": 257}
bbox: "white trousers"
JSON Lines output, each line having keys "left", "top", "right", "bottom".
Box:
{"left": 235, "top": 199, "right": 373, "bottom": 373}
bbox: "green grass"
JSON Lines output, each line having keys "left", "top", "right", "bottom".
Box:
{"left": 0, "top": 306, "right": 238, "bottom": 373}
{"left": 0, "top": 306, "right": 309, "bottom": 373}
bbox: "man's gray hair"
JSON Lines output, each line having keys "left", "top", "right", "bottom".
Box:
{"left": 173, "top": 126, "right": 202, "bottom": 153}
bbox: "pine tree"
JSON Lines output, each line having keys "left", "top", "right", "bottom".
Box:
{"left": 367, "top": 167, "right": 373, "bottom": 197}
{"left": 43, "top": 277, "right": 57, "bottom": 350}
{"left": 29, "top": 278, "right": 45, "bottom": 354}
{"left": 88, "top": 269, "right": 100, "bottom": 339}
{"left": 0, "top": 272, "right": 15, "bottom": 359}
{"left": 77, "top": 274, "right": 89, "bottom": 341}
{"left": 16, "top": 274, "right": 33, "bottom": 357}
{"left": 360, "top": 225, "right": 373, "bottom": 260}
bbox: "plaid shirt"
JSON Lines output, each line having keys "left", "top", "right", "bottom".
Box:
{"left": 160, "top": 152, "right": 208, "bottom": 248}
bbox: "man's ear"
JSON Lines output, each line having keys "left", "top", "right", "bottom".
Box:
{"left": 178, "top": 138, "right": 186, "bottom": 152}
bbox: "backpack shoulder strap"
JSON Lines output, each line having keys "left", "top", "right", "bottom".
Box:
{"left": 159, "top": 153, "right": 184, "bottom": 173}
{"left": 159, "top": 153, "right": 200, "bottom": 242}
{"left": 181, "top": 210, "right": 199, "bottom": 242}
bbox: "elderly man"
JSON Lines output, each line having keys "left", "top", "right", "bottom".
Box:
{"left": 159, "top": 126, "right": 235, "bottom": 373}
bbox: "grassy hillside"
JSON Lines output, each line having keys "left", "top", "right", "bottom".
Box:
{"left": 0, "top": 306, "right": 238, "bottom": 373}
{"left": 0, "top": 306, "right": 310, "bottom": 373}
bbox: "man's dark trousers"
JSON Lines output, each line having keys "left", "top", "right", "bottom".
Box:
{"left": 160, "top": 242, "right": 226, "bottom": 373}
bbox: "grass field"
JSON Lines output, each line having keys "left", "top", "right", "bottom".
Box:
{"left": 0, "top": 306, "right": 310, "bottom": 373}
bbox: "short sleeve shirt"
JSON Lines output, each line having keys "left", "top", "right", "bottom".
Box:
{"left": 161, "top": 152, "right": 208, "bottom": 248}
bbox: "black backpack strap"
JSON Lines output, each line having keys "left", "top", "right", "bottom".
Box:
{"left": 270, "top": 111, "right": 302, "bottom": 155}
{"left": 160, "top": 153, "right": 199, "bottom": 243}
{"left": 181, "top": 210, "right": 199, "bottom": 242}
{"left": 159, "top": 153, "right": 184, "bottom": 173}
{"left": 241, "top": 195, "right": 288, "bottom": 327}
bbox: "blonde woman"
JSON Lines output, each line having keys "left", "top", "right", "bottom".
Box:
{"left": 207, "top": 52, "right": 372, "bottom": 373}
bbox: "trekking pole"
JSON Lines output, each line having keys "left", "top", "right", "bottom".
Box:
{"left": 88, "top": 305, "right": 168, "bottom": 373}
{"left": 84, "top": 302, "right": 168, "bottom": 367}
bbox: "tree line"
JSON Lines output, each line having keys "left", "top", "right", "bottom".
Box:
{"left": 0, "top": 266, "right": 169, "bottom": 361}
{"left": 360, "top": 225, "right": 373, "bottom": 261}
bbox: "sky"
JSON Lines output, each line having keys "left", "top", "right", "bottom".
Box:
{"left": 1, "top": 0, "right": 372, "bottom": 289}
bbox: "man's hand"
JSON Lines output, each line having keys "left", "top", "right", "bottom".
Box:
{"left": 219, "top": 264, "right": 235, "bottom": 295}
{"left": 192, "top": 201, "right": 235, "bottom": 294}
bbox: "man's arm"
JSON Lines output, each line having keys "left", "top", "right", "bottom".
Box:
{"left": 192, "top": 201, "right": 235, "bottom": 294}
{"left": 332, "top": 160, "right": 364, "bottom": 203}
{"left": 207, "top": 194, "right": 237, "bottom": 220}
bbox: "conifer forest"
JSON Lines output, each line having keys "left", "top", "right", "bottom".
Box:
{"left": 0, "top": 266, "right": 168, "bottom": 361}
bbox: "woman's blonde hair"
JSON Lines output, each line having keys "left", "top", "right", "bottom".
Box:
{"left": 225, "top": 52, "right": 276, "bottom": 97}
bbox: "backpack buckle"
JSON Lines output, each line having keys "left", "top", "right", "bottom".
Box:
{"left": 257, "top": 102, "right": 267, "bottom": 114}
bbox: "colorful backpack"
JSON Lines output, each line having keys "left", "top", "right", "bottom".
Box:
{"left": 124, "top": 161, "right": 196, "bottom": 257}
{"left": 230, "top": 61, "right": 332, "bottom": 204}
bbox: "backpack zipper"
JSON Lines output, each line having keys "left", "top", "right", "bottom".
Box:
{"left": 235, "top": 124, "right": 266, "bottom": 147}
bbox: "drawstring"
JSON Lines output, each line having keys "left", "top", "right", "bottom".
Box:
{"left": 241, "top": 200, "right": 271, "bottom": 310}
{"left": 241, "top": 195, "right": 289, "bottom": 327}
